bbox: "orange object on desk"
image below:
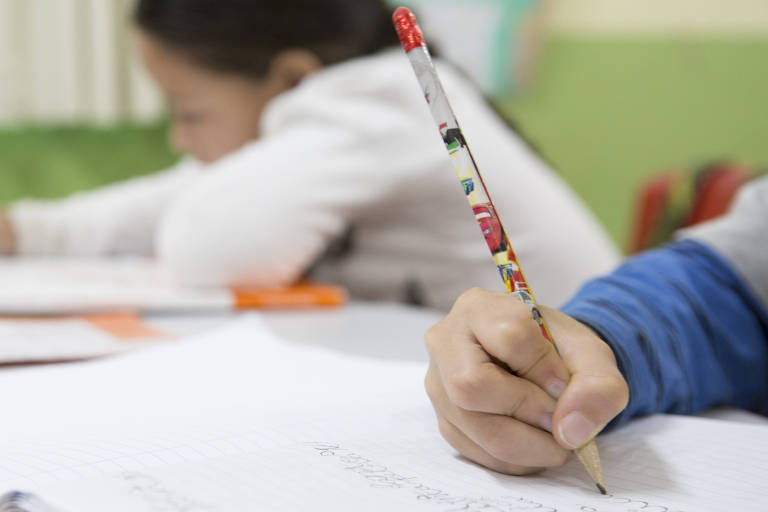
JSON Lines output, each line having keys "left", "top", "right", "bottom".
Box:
{"left": 81, "top": 312, "right": 170, "bottom": 340}
{"left": 233, "top": 282, "right": 348, "bottom": 309}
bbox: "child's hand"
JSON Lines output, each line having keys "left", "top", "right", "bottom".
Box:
{"left": 424, "top": 288, "right": 628, "bottom": 474}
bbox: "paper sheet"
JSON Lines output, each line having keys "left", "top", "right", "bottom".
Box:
{"left": 0, "top": 316, "right": 765, "bottom": 511}
{"left": 0, "top": 316, "right": 166, "bottom": 364}
{"left": 0, "top": 257, "right": 231, "bottom": 314}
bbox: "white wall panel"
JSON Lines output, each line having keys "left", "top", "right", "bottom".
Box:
{"left": 0, "top": 0, "right": 162, "bottom": 125}
{"left": 547, "top": 0, "right": 768, "bottom": 35}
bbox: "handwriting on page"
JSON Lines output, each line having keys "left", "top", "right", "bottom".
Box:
{"left": 120, "top": 473, "right": 214, "bottom": 512}
{"left": 306, "top": 442, "right": 684, "bottom": 512}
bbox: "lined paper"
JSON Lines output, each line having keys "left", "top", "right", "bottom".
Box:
{"left": 0, "top": 316, "right": 765, "bottom": 511}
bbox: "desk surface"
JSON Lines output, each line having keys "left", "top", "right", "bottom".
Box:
{"left": 145, "top": 303, "right": 768, "bottom": 425}
{"left": 146, "top": 301, "right": 443, "bottom": 363}
{"left": 2, "top": 301, "right": 755, "bottom": 427}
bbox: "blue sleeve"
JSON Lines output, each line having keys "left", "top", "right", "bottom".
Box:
{"left": 561, "top": 239, "right": 768, "bottom": 425}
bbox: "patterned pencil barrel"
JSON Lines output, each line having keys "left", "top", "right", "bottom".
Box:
{"left": 392, "top": 7, "right": 552, "bottom": 342}
{"left": 393, "top": 8, "right": 607, "bottom": 495}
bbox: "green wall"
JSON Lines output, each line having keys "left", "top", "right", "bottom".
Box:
{"left": 502, "top": 36, "right": 768, "bottom": 248}
{"left": 0, "top": 124, "right": 176, "bottom": 203}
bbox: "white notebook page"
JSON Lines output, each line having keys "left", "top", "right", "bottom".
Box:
{"left": 0, "top": 257, "right": 231, "bottom": 313}
{"left": 0, "top": 317, "right": 162, "bottom": 364}
{"left": 0, "top": 316, "right": 765, "bottom": 511}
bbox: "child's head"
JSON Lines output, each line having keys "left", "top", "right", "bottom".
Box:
{"left": 135, "top": 0, "right": 398, "bottom": 163}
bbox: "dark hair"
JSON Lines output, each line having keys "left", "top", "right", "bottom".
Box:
{"left": 135, "top": 0, "right": 400, "bottom": 77}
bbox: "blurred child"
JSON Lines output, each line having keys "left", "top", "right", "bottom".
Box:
{"left": 423, "top": 177, "right": 767, "bottom": 474}
{"left": 0, "top": 0, "right": 618, "bottom": 311}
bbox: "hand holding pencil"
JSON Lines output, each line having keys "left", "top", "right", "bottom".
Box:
{"left": 392, "top": 7, "right": 627, "bottom": 491}
{"left": 424, "top": 289, "right": 628, "bottom": 480}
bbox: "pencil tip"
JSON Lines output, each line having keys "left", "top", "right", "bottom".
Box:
{"left": 596, "top": 483, "right": 607, "bottom": 495}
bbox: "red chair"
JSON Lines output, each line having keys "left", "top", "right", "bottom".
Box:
{"left": 628, "top": 163, "right": 760, "bottom": 254}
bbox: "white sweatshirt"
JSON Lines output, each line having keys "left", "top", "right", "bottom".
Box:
{"left": 9, "top": 50, "right": 619, "bottom": 311}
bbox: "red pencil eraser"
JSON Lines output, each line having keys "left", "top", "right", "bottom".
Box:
{"left": 392, "top": 7, "right": 425, "bottom": 52}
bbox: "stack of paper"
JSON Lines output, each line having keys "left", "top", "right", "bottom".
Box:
{"left": 0, "top": 256, "right": 343, "bottom": 364}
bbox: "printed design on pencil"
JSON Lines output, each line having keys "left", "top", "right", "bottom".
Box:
{"left": 461, "top": 177, "right": 474, "bottom": 195}
{"left": 440, "top": 123, "right": 466, "bottom": 155}
{"left": 472, "top": 203, "right": 508, "bottom": 254}
{"left": 402, "top": 10, "right": 550, "bottom": 340}
{"left": 414, "top": 56, "right": 442, "bottom": 116}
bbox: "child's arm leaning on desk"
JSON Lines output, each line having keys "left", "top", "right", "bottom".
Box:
{"left": 424, "top": 177, "right": 768, "bottom": 474}
{"left": 0, "top": 161, "right": 199, "bottom": 257}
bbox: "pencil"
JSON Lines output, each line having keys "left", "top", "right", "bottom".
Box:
{"left": 392, "top": 6, "right": 606, "bottom": 494}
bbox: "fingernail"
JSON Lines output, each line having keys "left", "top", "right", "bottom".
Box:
{"left": 547, "top": 379, "right": 567, "bottom": 399}
{"left": 541, "top": 414, "right": 553, "bottom": 433}
{"left": 558, "top": 412, "right": 597, "bottom": 449}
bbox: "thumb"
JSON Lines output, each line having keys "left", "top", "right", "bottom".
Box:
{"left": 540, "top": 308, "right": 629, "bottom": 450}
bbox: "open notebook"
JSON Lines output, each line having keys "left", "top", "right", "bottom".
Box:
{"left": 0, "top": 316, "right": 765, "bottom": 511}
{"left": 0, "top": 257, "right": 345, "bottom": 314}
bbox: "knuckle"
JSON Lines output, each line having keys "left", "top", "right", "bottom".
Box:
{"left": 507, "top": 301, "right": 535, "bottom": 323}
{"left": 423, "top": 369, "right": 440, "bottom": 402}
{"left": 491, "top": 318, "right": 543, "bottom": 363}
{"left": 597, "top": 346, "right": 630, "bottom": 409}
{"left": 503, "top": 388, "right": 529, "bottom": 418}
{"left": 458, "top": 287, "right": 486, "bottom": 306}
{"left": 503, "top": 315, "right": 540, "bottom": 343}
{"left": 596, "top": 338, "right": 620, "bottom": 361}
{"left": 423, "top": 322, "right": 445, "bottom": 354}
{"left": 600, "top": 371, "right": 629, "bottom": 403}
{"left": 446, "top": 368, "right": 488, "bottom": 410}
{"left": 492, "top": 319, "right": 520, "bottom": 342}
{"left": 491, "top": 320, "right": 531, "bottom": 356}
{"left": 610, "top": 373, "right": 630, "bottom": 410}
{"left": 586, "top": 372, "right": 630, "bottom": 413}
{"left": 454, "top": 287, "right": 493, "bottom": 314}
{"left": 500, "top": 293, "right": 537, "bottom": 320}
{"left": 517, "top": 341, "right": 553, "bottom": 377}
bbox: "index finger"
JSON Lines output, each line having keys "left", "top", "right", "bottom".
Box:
{"left": 450, "top": 288, "right": 571, "bottom": 399}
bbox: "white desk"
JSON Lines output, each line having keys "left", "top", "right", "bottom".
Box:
{"left": 146, "top": 301, "right": 443, "bottom": 363}
{"left": 146, "top": 303, "right": 768, "bottom": 425}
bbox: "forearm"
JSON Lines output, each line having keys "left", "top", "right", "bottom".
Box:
{"left": 0, "top": 211, "right": 15, "bottom": 254}
{"left": 562, "top": 240, "right": 768, "bottom": 425}
{"left": 155, "top": 132, "right": 351, "bottom": 288}
{"left": 8, "top": 163, "right": 195, "bottom": 257}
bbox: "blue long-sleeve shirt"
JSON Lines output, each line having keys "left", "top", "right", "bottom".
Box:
{"left": 562, "top": 240, "right": 768, "bottom": 425}
{"left": 561, "top": 177, "right": 768, "bottom": 424}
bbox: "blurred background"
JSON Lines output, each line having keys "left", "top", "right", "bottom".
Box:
{"left": 0, "top": 0, "right": 766, "bottom": 249}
